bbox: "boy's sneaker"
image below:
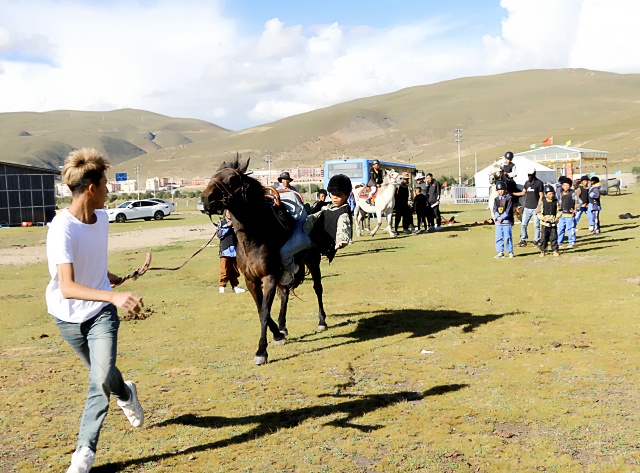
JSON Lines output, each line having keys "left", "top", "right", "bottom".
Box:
{"left": 435, "top": 225, "right": 442, "bottom": 231}
{"left": 494, "top": 252, "right": 504, "bottom": 259}
{"left": 232, "top": 287, "right": 246, "bottom": 293}
{"left": 553, "top": 251, "right": 560, "bottom": 257}
{"left": 117, "top": 381, "right": 144, "bottom": 428}
{"left": 67, "top": 446, "right": 95, "bottom": 473}
{"left": 518, "top": 240, "right": 526, "bottom": 247}
{"left": 540, "top": 251, "right": 545, "bottom": 257}
{"left": 508, "top": 252, "right": 515, "bottom": 258}
{"left": 218, "top": 286, "right": 225, "bottom": 293}
{"left": 567, "top": 244, "right": 575, "bottom": 249}
{"left": 533, "top": 240, "right": 540, "bottom": 247}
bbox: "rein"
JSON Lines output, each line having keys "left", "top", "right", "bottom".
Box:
{"left": 112, "top": 215, "right": 220, "bottom": 287}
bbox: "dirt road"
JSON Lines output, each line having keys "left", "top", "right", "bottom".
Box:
{"left": 0, "top": 224, "right": 215, "bottom": 267}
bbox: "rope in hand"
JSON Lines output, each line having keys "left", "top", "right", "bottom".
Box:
{"left": 112, "top": 218, "right": 220, "bottom": 287}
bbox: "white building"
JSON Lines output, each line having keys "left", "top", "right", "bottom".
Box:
{"left": 120, "top": 180, "right": 139, "bottom": 193}
{"left": 473, "top": 156, "right": 557, "bottom": 198}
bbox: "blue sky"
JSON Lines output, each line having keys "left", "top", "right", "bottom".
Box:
{"left": 0, "top": 0, "right": 638, "bottom": 130}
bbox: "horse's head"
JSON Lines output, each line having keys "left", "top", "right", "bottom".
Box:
{"left": 200, "top": 154, "right": 251, "bottom": 215}
{"left": 385, "top": 169, "right": 403, "bottom": 185}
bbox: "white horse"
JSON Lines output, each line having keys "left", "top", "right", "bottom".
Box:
{"left": 353, "top": 170, "right": 404, "bottom": 237}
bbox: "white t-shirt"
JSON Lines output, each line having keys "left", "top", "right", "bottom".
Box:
{"left": 45, "top": 209, "right": 111, "bottom": 323}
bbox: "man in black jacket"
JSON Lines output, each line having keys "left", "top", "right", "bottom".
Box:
{"left": 394, "top": 172, "right": 413, "bottom": 233}
{"left": 513, "top": 169, "right": 543, "bottom": 247}
{"left": 425, "top": 173, "right": 442, "bottom": 231}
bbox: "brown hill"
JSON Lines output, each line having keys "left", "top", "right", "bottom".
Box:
{"left": 2, "top": 69, "right": 639, "bottom": 181}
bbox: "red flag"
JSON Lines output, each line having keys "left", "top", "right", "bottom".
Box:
{"left": 543, "top": 136, "right": 553, "bottom": 146}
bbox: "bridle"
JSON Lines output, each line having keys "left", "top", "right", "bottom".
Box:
{"left": 208, "top": 168, "right": 249, "bottom": 208}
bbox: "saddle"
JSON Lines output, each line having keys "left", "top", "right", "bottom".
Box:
{"left": 357, "top": 186, "right": 378, "bottom": 203}
{"left": 263, "top": 187, "right": 297, "bottom": 231}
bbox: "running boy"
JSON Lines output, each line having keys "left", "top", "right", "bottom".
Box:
{"left": 493, "top": 180, "right": 515, "bottom": 258}
{"left": 46, "top": 148, "right": 144, "bottom": 473}
{"left": 537, "top": 184, "right": 562, "bottom": 257}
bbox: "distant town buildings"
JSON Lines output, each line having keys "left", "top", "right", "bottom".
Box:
{"left": 88, "top": 165, "right": 326, "bottom": 196}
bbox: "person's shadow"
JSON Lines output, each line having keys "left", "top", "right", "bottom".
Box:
{"left": 93, "top": 384, "right": 468, "bottom": 472}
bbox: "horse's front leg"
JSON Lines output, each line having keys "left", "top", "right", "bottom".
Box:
{"left": 254, "top": 275, "right": 279, "bottom": 365}
{"left": 386, "top": 210, "right": 396, "bottom": 236}
{"left": 370, "top": 210, "right": 382, "bottom": 236}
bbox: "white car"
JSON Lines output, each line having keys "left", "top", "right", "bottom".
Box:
{"left": 106, "top": 200, "right": 172, "bottom": 223}
{"left": 145, "top": 198, "right": 176, "bottom": 213}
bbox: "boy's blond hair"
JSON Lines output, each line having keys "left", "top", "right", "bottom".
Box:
{"left": 62, "top": 148, "right": 111, "bottom": 195}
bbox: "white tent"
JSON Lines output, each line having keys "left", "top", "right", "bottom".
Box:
{"left": 473, "top": 156, "right": 556, "bottom": 197}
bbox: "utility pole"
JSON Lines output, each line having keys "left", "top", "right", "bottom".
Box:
{"left": 264, "top": 150, "right": 273, "bottom": 186}
{"left": 454, "top": 128, "right": 463, "bottom": 185}
{"left": 134, "top": 164, "right": 141, "bottom": 199}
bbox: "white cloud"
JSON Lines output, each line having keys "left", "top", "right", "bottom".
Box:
{"left": 0, "top": 0, "right": 638, "bottom": 130}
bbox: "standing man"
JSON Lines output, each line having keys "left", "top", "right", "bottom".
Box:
{"left": 277, "top": 171, "right": 297, "bottom": 191}
{"left": 394, "top": 172, "right": 413, "bottom": 234}
{"left": 366, "top": 159, "right": 384, "bottom": 204}
{"left": 425, "top": 173, "right": 442, "bottom": 231}
{"left": 514, "top": 169, "right": 543, "bottom": 247}
{"left": 46, "top": 148, "right": 144, "bottom": 473}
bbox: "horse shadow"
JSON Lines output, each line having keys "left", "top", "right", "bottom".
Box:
{"left": 93, "top": 384, "right": 468, "bottom": 472}
{"left": 276, "top": 308, "right": 513, "bottom": 363}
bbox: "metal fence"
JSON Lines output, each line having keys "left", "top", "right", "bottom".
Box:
{"left": 450, "top": 186, "right": 490, "bottom": 204}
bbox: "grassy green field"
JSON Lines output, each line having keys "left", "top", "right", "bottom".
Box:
{"left": 1, "top": 187, "right": 639, "bottom": 472}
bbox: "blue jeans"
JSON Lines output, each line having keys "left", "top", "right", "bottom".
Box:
{"left": 280, "top": 218, "right": 311, "bottom": 273}
{"left": 495, "top": 224, "right": 513, "bottom": 253}
{"left": 574, "top": 206, "right": 588, "bottom": 226}
{"left": 519, "top": 207, "right": 540, "bottom": 242}
{"left": 55, "top": 304, "right": 128, "bottom": 452}
{"left": 557, "top": 216, "right": 575, "bottom": 245}
{"left": 588, "top": 203, "right": 601, "bottom": 233}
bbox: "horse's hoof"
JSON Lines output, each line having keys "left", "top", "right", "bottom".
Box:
{"left": 273, "top": 338, "right": 286, "bottom": 346}
{"left": 317, "top": 325, "right": 328, "bottom": 332}
{"left": 280, "top": 328, "right": 289, "bottom": 337}
{"left": 254, "top": 356, "right": 268, "bottom": 365}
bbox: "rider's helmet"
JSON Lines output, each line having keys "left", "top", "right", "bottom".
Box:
{"left": 327, "top": 174, "right": 353, "bottom": 195}
{"left": 495, "top": 181, "right": 507, "bottom": 190}
{"left": 504, "top": 151, "right": 514, "bottom": 160}
{"left": 372, "top": 159, "right": 380, "bottom": 165}
{"left": 543, "top": 184, "right": 555, "bottom": 194}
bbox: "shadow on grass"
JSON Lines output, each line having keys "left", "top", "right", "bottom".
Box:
{"left": 275, "top": 309, "right": 514, "bottom": 364}
{"left": 598, "top": 223, "right": 639, "bottom": 233}
{"left": 337, "top": 245, "right": 404, "bottom": 258}
{"left": 94, "top": 384, "right": 468, "bottom": 472}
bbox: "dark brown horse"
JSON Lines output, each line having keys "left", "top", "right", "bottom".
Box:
{"left": 200, "top": 156, "right": 327, "bottom": 364}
